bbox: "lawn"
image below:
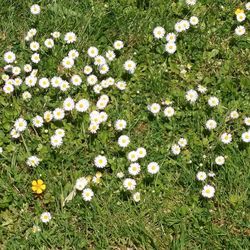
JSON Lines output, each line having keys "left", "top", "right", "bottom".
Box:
{"left": 0, "top": 0, "right": 250, "bottom": 249}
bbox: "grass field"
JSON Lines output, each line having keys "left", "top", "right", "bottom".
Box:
{"left": 0, "top": 0, "right": 250, "bottom": 249}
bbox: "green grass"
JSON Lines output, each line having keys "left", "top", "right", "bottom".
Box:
{"left": 0, "top": 0, "right": 250, "bottom": 249}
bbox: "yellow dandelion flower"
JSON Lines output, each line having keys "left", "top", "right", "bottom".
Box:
{"left": 235, "top": 8, "right": 244, "bottom": 15}
{"left": 32, "top": 179, "right": 46, "bottom": 194}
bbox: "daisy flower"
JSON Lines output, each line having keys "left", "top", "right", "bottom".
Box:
{"left": 175, "top": 21, "right": 184, "bottom": 33}
{"left": 50, "top": 135, "right": 63, "bottom": 148}
{"left": 10, "top": 129, "right": 20, "bottom": 139}
{"left": 180, "top": 20, "right": 190, "bottom": 31}
{"left": 55, "top": 128, "right": 65, "bottom": 138}
{"left": 99, "top": 64, "right": 109, "bottom": 74}
{"left": 123, "top": 178, "right": 136, "bottom": 191}
{"left": 71, "top": 74, "right": 82, "bottom": 86}
{"left": 59, "top": 81, "right": 70, "bottom": 92}
{"left": 94, "top": 55, "right": 106, "bottom": 66}
{"left": 44, "top": 38, "right": 54, "bottom": 48}
{"left": 51, "top": 31, "right": 60, "bottom": 38}
{"left": 62, "top": 57, "right": 74, "bottom": 69}
{"left": 105, "top": 50, "right": 116, "bottom": 61}
{"left": 76, "top": 99, "right": 90, "bottom": 112}
{"left": 94, "top": 155, "right": 107, "bottom": 168}
{"left": 44, "top": 111, "right": 53, "bottom": 123}
{"left": 244, "top": 117, "right": 250, "bottom": 126}
{"left": 115, "top": 119, "right": 127, "bottom": 131}
{"left": 153, "top": 26, "right": 165, "bottom": 39}
{"left": 51, "top": 76, "right": 62, "bottom": 88}
{"left": 53, "top": 108, "right": 65, "bottom": 120}
{"left": 196, "top": 171, "right": 207, "bottom": 181}
{"left": 68, "top": 49, "right": 79, "bottom": 59}
{"left": 14, "top": 118, "right": 27, "bottom": 132}
{"left": 178, "top": 138, "right": 188, "bottom": 148}
{"left": 236, "top": 13, "right": 246, "bottom": 22}
{"left": 31, "top": 53, "right": 40, "bottom": 63}
{"left": 165, "top": 42, "right": 177, "bottom": 54}
{"left": 164, "top": 107, "right": 175, "bottom": 117}
{"left": 118, "top": 135, "right": 130, "bottom": 148}
{"left": 32, "top": 179, "right": 46, "bottom": 194}
{"left": 113, "top": 40, "right": 124, "bottom": 50}
{"left": 166, "top": 33, "right": 176, "bottom": 43}
{"left": 3, "top": 83, "right": 14, "bottom": 94}
{"left": 96, "top": 99, "right": 108, "bottom": 110}
{"left": 220, "top": 132, "right": 232, "bottom": 144}
{"left": 99, "top": 112, "right": 108, "bottom": 122}
{"left": 127, "top": 151, "right": 139, "bottom": 162}
{"left": 90, "top": 111, "right": 101, "bottom": 124}
{"left": 197, "top": 85, "right": 207, "bottom": 93}
{"left": 208, "top": 96, "right": 219, "bottom": 107}
{"left": 82, "top": 188, "right": 94, "bottom": 201}
{"left": 133, "top": 192, "right": 140, "bottom": 202}
{"left": 205, "top": 119, "right": 217, "bottom": 130}
{"left": 87, "top": 74, "right": 98, "bottom": 86}
{"left": 88, "top": 123, "right": 99, "bottom": 134}
{"left": 136, "top": 147, "right": 147, "bottom": 158}
{"left": 2, "top": 74, "right": 9, "bottom": 81}
{"left": 128, "top": 163, "right": 141, "bottom": 176}
{"left": 75, "top": 177, "right": 88, "bottom": 191}
{"left": 116, "top": 81, "right": 127, "bottom": 90}
{"left": 30, "top": 4, "right": 41, "bottom": 15}
{"left": 124, "top": 60, "right": 136, "bottom": 74}
{"left": 32, "top": 115, "right": 44, "bottom": 128}
{"left": 171, "top": 144, "right": 181, "bottom": 155}
{"left": 185, "top": 89, "right": 198, "bottom": 103}
{"left": 22, "top": 91, "right": 32, "bottom": 100}
{"left": 30, "top": 41, "right": 40, "bottom": 51}
{"left": 230, "top": 111, "right": 239, "bottom": 119}
{"left": 147, "top": 162, "right": 160, "bottom": 174}
{"left": 148, "top": 103, "right": 161, "bottom": 114}
{"left": 242, "top": 131, "right": 250, "bottom": 143}
{"left": 83, "top": 65, "right": 93, "bottom": 75}
{"left": 190, "top": 16, "right": 199, "bottom": 25}
{"left": 117, "top": 172, "right": 124, "bottom": 178}
{"left": 246, "top": 2, "right": 250, "bottom": 10}
{"left": 38, "top": 77, "right": 50, "bottom": 88}
{"left": 4, "top": 51, "right": 16, "bottom": 63}
{"left": 235, "top": 26, "right": 246, "bottom": 36}
{"left": 186, "top": 0, "right": 196, "bottom": 6}
{"left": 87, "top": 46, "right": 98, "bottom": 58}
{"left": 40, "top": 212, "right": 52, "bottom": 223}
{"left": 215, "top": 156, "right": 225, "bottom": 165}
{"left": 13, "top": 77, "right": 22, "bottom": 86}
{"left": 64, "top": 32, "right": 77, "bottom": 43}
{"left": 27, "top": 28, "right": 37, "bottom": 37}
{"left": 25, "top": 75, "right": 37, "bottom": 87}
{"left": 27, "top": 156, "right": 41, "bottom": 167}
{"left": 208, "top": 172, "right": 216, "bottom": 178}
{"left": 63, "top": 97, "right": 75, "bottom": 111}
{"left": 202, "top": 185, "right": 215, "bottom": 198}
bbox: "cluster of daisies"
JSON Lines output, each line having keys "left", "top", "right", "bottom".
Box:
{"left": 147, "top": 82, "right": 249, "bottom": 199}
{"left": 185, "top": 87, "right": 250, "bottom": 144}
{"left": 196, "top": 155, "right": 226, "bottom": 198}
{"left": 89, "top": 118, "right": 160, "bottom": 202}
{"left": 185, "top": 88, "right": 250, "bottom": 197}
{"left": 153, "top": 0, "right": 199, "bottom": 54}
{"left": 0, "top": 3, "right": 141, "bottom": 227}
{"left": 234, "top": 3, "right": 250, "bottom": 36}
{"left": 148, "top": 100, "right": 175, "bottom": 118}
